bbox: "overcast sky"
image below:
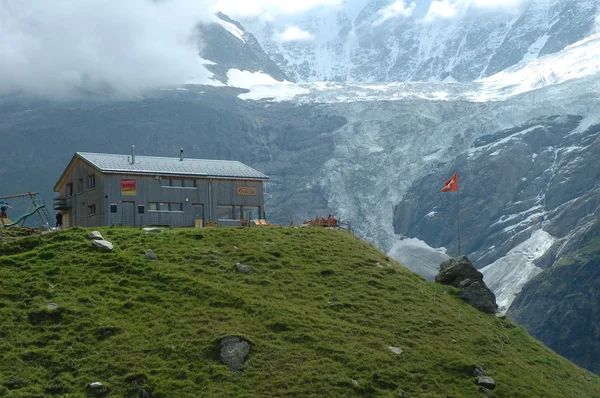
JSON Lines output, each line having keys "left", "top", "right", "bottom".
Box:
{"left": 0, "top": 0, "right": 529, "bottom": 98}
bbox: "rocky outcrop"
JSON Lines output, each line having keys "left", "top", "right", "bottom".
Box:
{"left": 436, "top": 257, "right": 498, "bottom": 314}
{"left": 436, "top": 256, "right": 484, "bottom": 287}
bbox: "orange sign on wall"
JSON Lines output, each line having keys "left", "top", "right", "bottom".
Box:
{"left": 237, "top": 187, "right": 256, "bottom": 196}
{"left": 121, "top": 179, "right": 136, "bottom": 196}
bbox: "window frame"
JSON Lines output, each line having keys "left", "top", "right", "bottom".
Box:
{"left": 87, "top": 174, "right": 96, "bottom": 190}
{"left": 147, "top": 202, "right": 184, "bottom": 212}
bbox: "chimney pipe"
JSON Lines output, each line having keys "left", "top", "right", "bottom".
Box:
{"left": 131, "top": 145, "right": 135, "bottom": 164}
{"left": 180, "top": 148, "right": 184, "bottom": 161}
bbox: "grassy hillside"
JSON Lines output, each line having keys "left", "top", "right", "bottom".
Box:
{"left": 0, "top": 227, "right": 598, "bottom": 397}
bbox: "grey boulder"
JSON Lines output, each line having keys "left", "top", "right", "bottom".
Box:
{"left": 146, "top": 249, "right": 157, "bottom": 260}
{"left": 92, "top": 239, "right": 114, "bottom": 251}
{"left": 220, "top": 336, "right": 250, "bottom": 371}
{"left": 236, "top": 263, "right": 251, "bottom": 273}
{"left": 477, "top": 376, "right": 496, "bottom": 390}
{"left": 435, "top": 256, "right": 498, "bottom": 314}
{"left": 435, "top": 256, "right": 483, "bottom": 288}
{"left": 460, "top": 281, "right": 498, "bottom": 314}
{"left": 88, "top": 231, "right": 104, "bottom": 240}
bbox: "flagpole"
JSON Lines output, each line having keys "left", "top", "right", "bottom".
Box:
{"left": 457, "top": 171, "right": 461, "bottom": 256}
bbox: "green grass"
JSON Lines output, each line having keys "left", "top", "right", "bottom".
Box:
{"left": 0, "top": 227, "right": 599, "bottom": 397}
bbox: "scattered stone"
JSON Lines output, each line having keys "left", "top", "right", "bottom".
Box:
{"left": 142, "top": 227, "right": 161, "bottom": 233}
{"left": 233, "top": 246, "right": 238, "bottom": 250}
{"left": 220, "top": 336, "right": 250, "bottom": 371}
{"left": 92, "top": 239, "right": 114, "bottom": 251}
{"left": 474, "top": 366, "right": 487, "bottom": 377}
{"left": 388, "top": 346, "right": 403, "bottom": 355}
{"left": 477, "top": 376, "right": 496, "bottom": 390}
{"left": 87, "top": 381, "right": 109, "bottom": 396}
{"left": 351, "top": 379, "right": 359, "bottom": 386}
{"left": 46, "top": 303, "right": 58, "bottom": 310}
{"left": 236, "top": 263, "right": 251, "bottom": 273}
{"left": 88, "top": 231, "right": 104, "bottom": 240}
{"left": 145, "top": 249, "right": 157, "bottom": 260}
{"left": 480, "top": 387, "right": 494, "bottom": 397}
{"left": 435, "top": 256, "right": 498, "bottom": 314}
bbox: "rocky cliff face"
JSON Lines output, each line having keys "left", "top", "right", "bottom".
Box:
{"left": 508, "top": 220, "right": 600, "bottom": 374}
{"left": 197, "top": 13, "right": 291, "bottom": 84}
{"left": 241, "top": 0, "right": 599, "bottom": 82}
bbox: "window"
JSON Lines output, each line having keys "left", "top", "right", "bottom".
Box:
{"left": 88, "top": 204, "right": 96, "bottom": 216}
{"left": 170, "top": 203, "right": 183, "bottom": 212}
{"left": 171, "top": 179, "right": 183, "bottom": 187}
{"left": 66, "top": 183, "right": 73, "bottom": 197}
{"left": 87, "top": 174, "right": 96, "bottom": 189}
{"left": 183, "top": 179, "right": 196, "bottom": 188}
{"left": 242, "top": 206, "right": 260, "bottom": 220}
{"left": 77, "top": 178, "right": 84, "bottom": 194}
{"left": 148, "top": 202, "right": 183, "bottom": 212}
{"left": 217, "top": 205, "right": 241, "bottom": 220}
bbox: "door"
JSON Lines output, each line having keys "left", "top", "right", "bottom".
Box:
{"left": 122, "top": 201, "right": 135, "bottom": 227}
{"left": 192, "top": 204, "right": 203, "bottom": 227}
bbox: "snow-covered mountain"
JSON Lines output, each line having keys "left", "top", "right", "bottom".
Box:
{"left": 240, "top": 0, "right": 599, "bottom": 83}
{"left": 196, "top": 12, "right": 291, "bottom": 84}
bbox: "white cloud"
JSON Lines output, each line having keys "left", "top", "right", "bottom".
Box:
{"left": 424, "top": 0, "right": 527, "bottom": 22}
{"left": 424, "top": 0, "right": 458, "bottom": 21}
{"left": 373, "top": 1, "right": 416, "bottom": 26}
{"left": 276, "top": 26, "right": 315, "bottom": 42}
{"left": 213, "top": 0, "right": 342, "bottom": 18}
{"left": 0, "top": 0, "right": 214, "bottom": 99}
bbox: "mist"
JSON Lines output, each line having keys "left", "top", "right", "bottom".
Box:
{"left": 0, "top": 0, "right": 214, "bottom": 99}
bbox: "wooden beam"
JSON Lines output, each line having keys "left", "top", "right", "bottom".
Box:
{"left": 0, "top": 192, "right": 39, "bottom": 200}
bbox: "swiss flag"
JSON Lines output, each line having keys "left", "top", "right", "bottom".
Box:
{"left": 442, "top": 172, "right": 458, "bottom": 192}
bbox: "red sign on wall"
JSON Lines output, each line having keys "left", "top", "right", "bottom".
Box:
{"left": 237, "top": 186, "right": 256, "bottom": 196}
{"left": 121, "top": 179, "right": 136, "bottom": 196}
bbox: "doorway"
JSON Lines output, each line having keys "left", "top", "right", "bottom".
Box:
{"left": 122, "top": 201, "right": 135, "bottom": 226}
{"left": 192, "top": 204, "right": 203, "bottom": 227}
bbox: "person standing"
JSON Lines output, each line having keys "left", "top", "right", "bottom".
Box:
{"left": 0, "top": 202, "right": 11, "bottom": 219}
{"left": 56, "top": 211, "right": 63, "bottom": 228}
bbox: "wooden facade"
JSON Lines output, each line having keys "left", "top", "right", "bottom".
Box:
{"left": 53, "top": 154, "right": 267, "bottom": 228}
